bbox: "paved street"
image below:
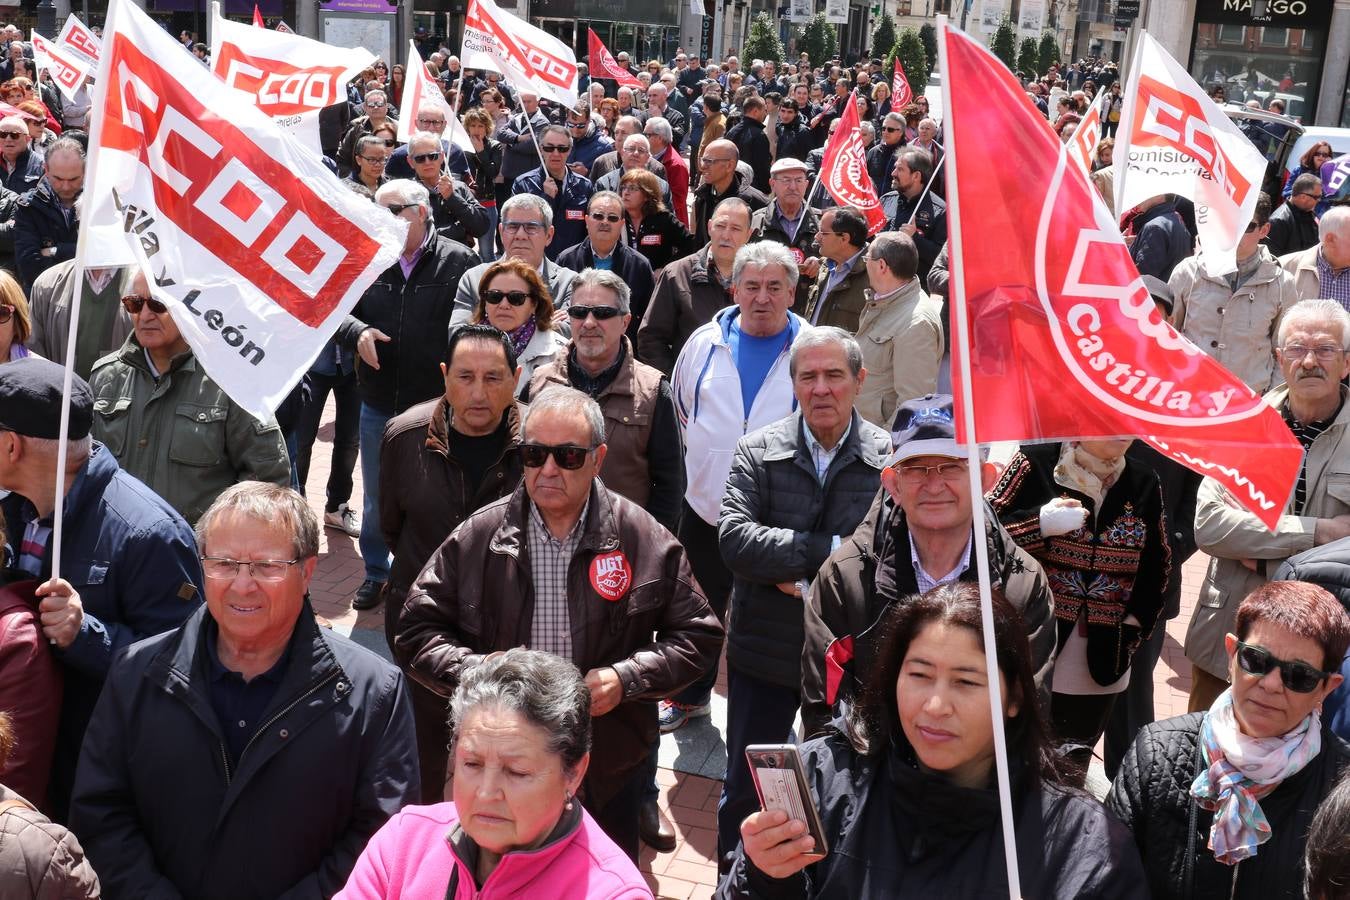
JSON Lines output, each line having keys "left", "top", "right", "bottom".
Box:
{"left": 299, "top": 397, "right": 1204, "bottom": 899}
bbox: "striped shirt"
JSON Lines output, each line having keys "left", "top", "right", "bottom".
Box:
{"left": 1316, "top": 251, "right": 1350, "bottom": 311}
{"left": 526, "top": 499, "right": 589, "bottom": 660}
{"left": 1283, "top": 398, "right": 1342, "bottom": 514}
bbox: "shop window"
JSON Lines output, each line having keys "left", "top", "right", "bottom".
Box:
{"left": 1260, "top": 26, "right": 1288, "bottom": 47}
{"left": 1193, "top": 23, "right": 1320, "bottom": 123}
{"left": 896, "top": 0, "right": 912, "bottom": 14}
{"left": 1216, "top": 23, "right": 1244, "bottom": 43}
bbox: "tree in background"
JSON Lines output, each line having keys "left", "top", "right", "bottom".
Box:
{"left": 798, "top": 13, "right": 837, "bottom": 69}
{"left": 887, "top": 27, "right": 929, "bottom": 99}
{"left": 991, "top": 18, "right": 1017, "bottom": 72}
{"left": 1018, "top": 36, "right": 1040, "bottom": 77}
{"left": 744, "top": 12, "right": 786, "bottom": 65}
{"left": 918, "top": 23, "right": 937, "bottom": 72}
{"left": 871, "top": 13, "right": 897, "bottom": 64}
{"left": 1038, "top": 31, "right": 1062, "bottom": 73}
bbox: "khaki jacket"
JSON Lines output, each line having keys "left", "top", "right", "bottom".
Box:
{"left": 1169, "top": 247, "right": 1298, "bottom": 394}
{"left": 1279, "top": 243, "right": 1321, "bottom": 301}
{"left": 89, "top": 338, "right": 290, "bottom": 524}
{"left": 853, "top": 279, "right": 944, "bottom": 428}
{"left": 803, "top": 252, "right": 870, "bottom": 330}
{"left": 1187, "top": 384, "right": 1350, "bottom": 678}
{"left": 26, "top": 261, "right": 134, "bottom": 379}
{"left": 0, "top": 785, "right": 100, "bottom": 899}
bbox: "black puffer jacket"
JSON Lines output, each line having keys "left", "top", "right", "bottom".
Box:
{"left": 718, "top": 730, "right": 1148, "bottom": 899}
{"left": 1107, "top": 711, "right": 1350, "bottom": 900}
{"left": 1273, "top": 540, "right": 1350, "bottom": 738}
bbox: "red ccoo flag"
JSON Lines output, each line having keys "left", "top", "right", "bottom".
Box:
{"left": 818, "top": 90, "right": 887, "bottom": 234}
{"left": 941, "top": 23, "right": 1301, "bottom": 530}
{"left": 252, "top": 3, "right": 264, "bottom": 26}
{"left": 587, "top": 28, "right": 642, "bottom": 89}
{"left": 892, "top": 58, "right": 912, "bottom": 107}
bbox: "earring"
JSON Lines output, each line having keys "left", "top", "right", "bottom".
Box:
{"left": 564, "top": 793, "right": 574, "bottom": 811}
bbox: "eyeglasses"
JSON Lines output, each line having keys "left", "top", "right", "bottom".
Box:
{"left": 121, "top": 294, "right": 169, "bottom": 315}
{"left": 201, "top": 556, "right": 304, "bottom": 582}
{"left": 364, "top": 100, "right": 387, "bottom": 109}
{"left": 381, "top": 139, "right": 397, "bottom": 147}
{"left": 568, "top": 121, "right": 589, "bottom": 128}
{"left": 1297, "top": 192, "right": 1324, "bottom": 200}
{"left": 541, "top": 144, "right": 571, "bottom": 154}
{"left": 0, "top": 130, "right": 24, "bottom": 139}
{"left": 895, "top": 461, "right": 967, "bottom": 484}
{"left": 359, "top": 155, "right": 387, "bottom": 164}
{"left": 411, "top": 151, "right": 442, "bottom": 163}
{"left": 699, "top": 156, "right": 733, "bottom": 165}
{"left": 501, "top": 221, "right": 546, "bottom": 235}
{"left": 588, "top": 212, "right": 621, "bottom": 223}
{"left": 0, "top": 303, "right": 11, "bottom": 324}
{"left": 624, "top": 146, "right": 650, "bottom": 155}
{"left": 1278, "top": 344, "right": 1345, "bottom": 363}
{"left": 882, "top": 126, "right": 903, "bottom": 133}
{"left": 520, "top": 443, "right": 595, "bottom": 469}
{"left": 482, "top": 289, "right": 533, "bottom": 307}
{"left": 567, "top": 304, "right": 623, "bottom": 320}
{"left": 417, "top": 119, "right": 445, "bottom": 127}
{"left": 384, "top": 202, "right": 418, "bottom": 216}
{"left": 1235, "top": 641, "right": 1334, "bottom": 693}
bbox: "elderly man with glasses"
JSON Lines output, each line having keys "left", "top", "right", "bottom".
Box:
{"left": 403, "top": 131, "right": 488, "bottom": 251}
{"left": 385, "top": 109, "right": 470, "bottom": 182}
{"left": 396, "top": 385, "right": 721, "bottom": 862}
{"left": 642, "top": 116, "right": 690, "bottom": 229}
{"left": 691, "top": 138, "right": 766, "bottom": 246}
{"left": 336, "top": 179, "right": 479, "bottom": 612}
{"left": 556, "top": 192, "right": 655, "bottom": 335}
{"left": 592, "top": 135, "right": 673, "bottom": 209}
{"left": 511, "top": 124, "right": 594, "bottom": 261}
{"left": 71, "top": 482, "right": 418, "bottom": 898}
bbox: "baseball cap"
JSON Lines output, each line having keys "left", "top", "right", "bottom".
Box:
{"left": 0, "top": 357, "right": 94, "bottom": 440}
{"left": 770, "top": 157, "right": 808, "bottom": 175}
{"left": 883, "top": 394, "right": 966, "bottom": 468}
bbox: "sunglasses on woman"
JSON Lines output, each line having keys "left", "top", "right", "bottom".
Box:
{"left": 481, "top": 289, "right": 532, "bottom": 307}
{"left": 121, "top": 294, "right": 169, "bottom": 315}
{"left": 1235, "top": 641, "right": 1335, "bottom": 693}
{"left": 0, "top": 303, "right": 12, "bottom": 324}
{"left": 519, "top": 443, "right": 594, "bottom": 469}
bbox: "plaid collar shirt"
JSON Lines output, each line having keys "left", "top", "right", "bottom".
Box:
{"left": 526, "top": 498, "right": 589, "bottom": 660}
{"left": 1316, "top": 250, "right": 1350, "bottom": 311}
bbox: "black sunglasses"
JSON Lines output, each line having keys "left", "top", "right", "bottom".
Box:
{"left": 1235, "top": 641, "right": 1334, "bottom": 693}
{"left": 411, "top": 151, "right": 442, "bottom": 163}
{"left": 381, "top": 139, "right": 397, "bottom": 147}
{"left": 567, "top": 304, "right": 623, "bottom": 321}
{"left": 0, "top": 130, "right": 23, "bottom": 139}
{"left": 588, "top": 212, "right": 621, "bottom": 223}
{"left": 385, "top": 202, "right": 417, "bottom": 216}
{"left": 121, "top": 294, "right": 169, "bottom": 315}
{"left": 482, "top": 289, "right": 533, "bottom": 307}
{"left": 520, "top": 443, "right": 594, "bottom": 469}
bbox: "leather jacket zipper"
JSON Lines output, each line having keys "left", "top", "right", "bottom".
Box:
{"left": 220, "top": 670, "right": 341, "bottom": 786}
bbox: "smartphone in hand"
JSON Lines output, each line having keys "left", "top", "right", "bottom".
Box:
{"left": 745, "top": 744, "right": 829, "bottom": 858}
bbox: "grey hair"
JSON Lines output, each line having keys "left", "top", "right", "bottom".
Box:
{"left": 644, "top": 116, "right": 672, "bottom": 143}
{"left": 587, "top": 190, "right": 622, "bottom": 212}
{"left": 355, "top": 134, "right": 385, "bottom": 156}
{"left": 449, "top": 648, "right": 592, "bottom": 774}
{"left": 196, "top": 481, "right": 320, "bottom": 559}
{"left": 883, "top": 111, "right": 905, "bottom": 127}
{"left": 407, "top": 130, "right": 443, "bottom": 151}
{"left": 789, "top": 326, "right": 863, "bottom": 378}
{"left": 45, "top": 138, "right": 85, "bottom": 163}
{"left": 375, "top": 178, "right": 430, "bottom": 209}
{"left": 1278, "top": 298, "right": 1350, "bottom": 349}
{"left": 501, "top": 192, "right": 554, "bottom": 229}
{"left": 732, "top": 240, "right": 800, "bottom": 291}
{"left": 540, "top": 123, "right": 570, "bottom": 144}
{"left": 523, "top": 385, "right": 606, "bottom": 447}
{"left": 363, "top": 89, "right": 386, "bottom": 104}
{"left": 9, "top": 433, "right": 91, "bottom": 468}
{"left": 623, "top": 134, "right": 651, "bottom": 153}
{"left": 711, "top": 196, "right": 752, "bottom": 225}
{"left": 572, "top": 267, "right": 631, "bottom": 315}
{"left": 859, "top": 121, "right": 875, "bottom": 142}
{"left": 1320, "top": 206, "right": 1350, "bottom": 240}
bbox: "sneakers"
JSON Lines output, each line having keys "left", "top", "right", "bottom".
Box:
{"left": 324, "top": 503, "right": 361, "bottom": 537}
{"left": 352, "top": 579, "right": 385, "bottom": 612}
{"left": 659, "top": 700, "right": 711, "bottom": 733}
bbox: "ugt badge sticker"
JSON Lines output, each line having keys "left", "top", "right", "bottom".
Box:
{"left": 590, "top": 550, "right": 631, "bottom": 602}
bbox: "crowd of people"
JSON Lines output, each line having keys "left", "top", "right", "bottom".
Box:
{"left": 0, "top": 22, "right": 1346, "bottom": 900}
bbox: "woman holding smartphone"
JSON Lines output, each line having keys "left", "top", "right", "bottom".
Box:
{"left": 718, "top": 583, "right": 1147, "bottom": 898}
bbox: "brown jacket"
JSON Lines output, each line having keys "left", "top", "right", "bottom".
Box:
{"left": 0, "top": 786, "right": 100, "bottom": 899}
{"left": 527, "top": 339, "right": 682, "bottom": 529}
{"left": 803, "top": 251, "right": 871, "bottom": 329}
{"left": 395, "top": 480, "right": 724, "bottom": 804}
{"left": 379, "top": 399, "right": 525, "bottom": 646}
{"left": 635, "top": 246, "right": 734, "bottom": 375}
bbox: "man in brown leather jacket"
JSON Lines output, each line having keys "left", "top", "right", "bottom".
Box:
{"left": 394, "top": 385, "right": 723, "bottom": 862}
{"left": 379, "top": 323, "right": 526, "bottom": 802}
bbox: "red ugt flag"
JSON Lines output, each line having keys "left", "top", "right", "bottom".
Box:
{"left": 819, "top": 90, "right": 887, "bottom": 234}
{"left": 892, "top": 58, "right": 912, "bottom": 108}
{"left": 588, "top": 28, "right": 642, "bottom": 89}
{"left": 941, "top": 23, "right": 1301, "bottom": 530}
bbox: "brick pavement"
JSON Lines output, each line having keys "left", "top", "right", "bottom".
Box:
{"left": 297, "top": 402, "right": 1205, "bottom": 898}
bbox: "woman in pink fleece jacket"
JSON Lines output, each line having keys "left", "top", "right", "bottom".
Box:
{"left": 336, "top": 649, "right": 653, "bottom": 899}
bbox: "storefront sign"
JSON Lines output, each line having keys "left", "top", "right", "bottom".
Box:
{"left": 1194, "top": 0, "right": 1331, "bottom": 27}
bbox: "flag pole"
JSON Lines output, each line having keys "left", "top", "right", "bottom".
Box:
{"left": 905, "top": 153, "right": 947, "bottom": 226}
{"left": 803, "top": 89, "right": 856, "bottom": 211}
{"left": 937, "top": 17, "right": 1022, "bottom": 900}
{"left": 522, "top": 103, "right": 549, "bottom": 173}
{"left": 1112, "top": 34, "right": 1145, "bottom": 224}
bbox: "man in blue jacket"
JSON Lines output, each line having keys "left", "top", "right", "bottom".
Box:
{"left": 71, "top": 481, "right": 419, "bottom": 899}
{"left": 512, "top": 123, "right": 593, "bottom": 260}
{"left": 557, "top": 191, "right": 655, "bottom": 339}
{"left": 0, "top": 357, "right": 202, "bottom": 820}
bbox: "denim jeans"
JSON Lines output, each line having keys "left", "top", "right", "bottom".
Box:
{"left": 479, "top": 203, "right": 499, "bottom": 264}
{"left": 293, "top": 369, "right": 361, "bottom": 510}
{"left": 672, "top": 502, "right": 731, "bottom": 706}
{"left": 357, "top": 403, "right": 393, "bottom": 583}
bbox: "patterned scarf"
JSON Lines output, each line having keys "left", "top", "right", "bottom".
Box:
{"left": 506, "top": 316, "right": 537, "bottom": 359}
{"left": 1052, "top": 442, "right": 1125, "bottom": 509}
{"left": 1189, "top": 689, "right": 1322, "bottom": 865}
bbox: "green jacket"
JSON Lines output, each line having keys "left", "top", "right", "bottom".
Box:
{"left": 89, "top": 337, "right": 290, "bottom": 525}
